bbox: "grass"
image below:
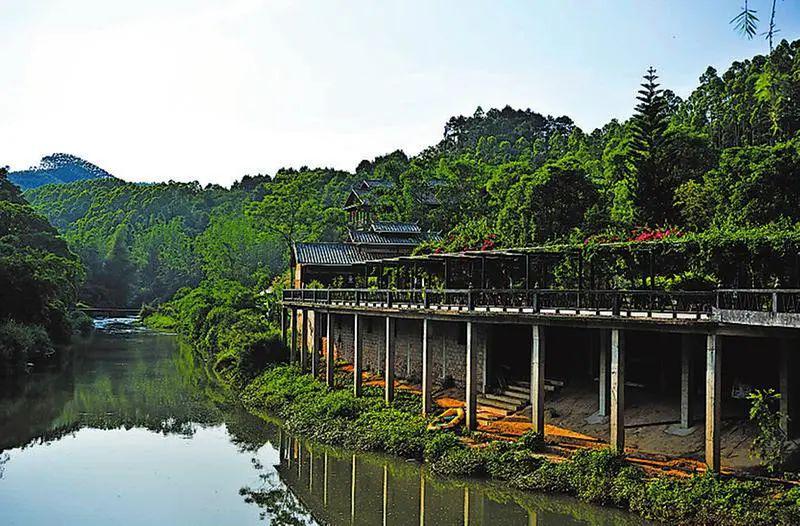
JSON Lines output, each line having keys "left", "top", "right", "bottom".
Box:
{"left": 238, "top": 364, "right": 800, "bottom": 526}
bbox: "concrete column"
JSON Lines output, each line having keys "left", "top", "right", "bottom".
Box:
{"left": 780, "top": 340, "right": 792, "bottom": 437}
{"left": 300, "top": 310, "right": 308, "bottom": 371}
{"left": 311, "top": 311, "right": 321, "bottom": 378}
{"left": 325, "top": 312, "right": 334, "bottom": 388}
{"left": 681, "top": 334, "right": 695, "bottom": 429}
{"left": 610, "top": 329, "right": 625, "bottom": 453}
{"left": 598, "top": 330, "right": 610, "bottom": 417}
{"left": 290, "top": 308, "right": 298, "bottom": 364}
{"left": 466, "top": 321, "right": 478, "bottom": 430}
{"left": 705, "top": 333, "right": 722, "bottom": 473}
{"left": 353, "top": 314, "right": 362, "bottom": 397}
{"left": 531, "top": 325, "right": 546, "bottom": 435}
{"left": 422, "top": 318, "right": 434, "bottom": 416}
{"left": 281, "top": 307, "right": 287, "bottom": 346}
{"left": 385, "top": 317, "right": 395, "bottom": 404}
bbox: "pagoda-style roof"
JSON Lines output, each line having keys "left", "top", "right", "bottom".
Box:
{"left": 293, "top": 242, "right": 366, "bottom": 266}
{"left": 343, "top": 179, "right": 441, "bottom": 210}
{"left": 371, "top": 221, "right": 422, "bottom": 234}
{"left": 349, "top": 229, "right": 442, "bottom": 246}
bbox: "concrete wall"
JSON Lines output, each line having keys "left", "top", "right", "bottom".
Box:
{"left": 326, "top": 313, "right": 487, "bottom": 392}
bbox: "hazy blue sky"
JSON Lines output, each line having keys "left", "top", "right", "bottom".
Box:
{"left": 1, "top": 1, "right": 798, "bottom": 185}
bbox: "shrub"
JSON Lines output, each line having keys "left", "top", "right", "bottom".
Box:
{"left": 68, "top": 310, "right": 94, "bottom": 336}
{"left": 430, "top": 446, "right": 486, "bottom": 477}
{"left": 424, "top": 432, "right": 462, "bottom": 462}
{"left": 748, "top": 388, "right": 789, "bottom": 473}
{"left": 0, "top": 320, "right": 54, "bottom": 373}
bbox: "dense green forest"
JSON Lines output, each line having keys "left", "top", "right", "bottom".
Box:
{"left": 0, "top": 168, "right": 87, "bottom": 373}
{"left": 19, "top": 39, "right": 800, "bottom": 311}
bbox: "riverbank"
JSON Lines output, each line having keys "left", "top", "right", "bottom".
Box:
{"left": 144, "top": 284, "right": 800, "bottom": 525}
{"left": 234, "top": 363, "right": 800, "bottom": 525}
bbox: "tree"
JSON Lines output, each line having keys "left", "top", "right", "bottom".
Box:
{"left": 630, "top": 67, "right": 671, "bottom": 226}
{"left": 101, "top": 224, "right": 135, "bottom": 306}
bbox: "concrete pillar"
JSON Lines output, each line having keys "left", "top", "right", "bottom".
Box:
{"left": 780, "top": 340, "right": 792, "bottom": 437}
{"left": 290, "top": 308, "right": 298, "bottom": 364}
{"left": 610, "top": 328, "right": 625, "bottom": 453}
{"left": 681, "top": 334, "right": 695, "bottom": 429}
{"left": 385, "top": 317, "right": 395, "bottom": 404}
{"left": 422, "top": 318, "right": 434, "bottom": 416}
{"left": 598, "top": 330, "right": 610, "bottom": 417}
{"left": 705, "top": 333, "right": 722, "bottom": 473}
{"left": 300, "top": 310, "right": 308, "bottom": 371}
{"left": 311, "top": 311, "right": 321, "bottom": 378}
{"left": 325, "top": 312, "right": 334, "bottom": 388}
{"left": 466, "top": 321, "right": 478, "bottom": 430}
{"left": 353, "top": 314, "right": 362, "bottom": 397}
{"left": 531, "top": 325, "right": 546, "bottom": 435}
{"left": 281, "top": 307, "right": 287, "bottom": 346}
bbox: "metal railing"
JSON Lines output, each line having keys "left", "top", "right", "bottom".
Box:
{"left": 282, "top": 288, "right": 737, "bottom": 318}
{"left": 716, "top": 289, "right": 800, "bottom": 314}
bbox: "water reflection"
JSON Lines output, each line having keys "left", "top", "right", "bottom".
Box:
{"left": 0, "top": 323, "right": 645, "bottom": 525}
{"left": 255, "top": 432, "right": 645, "bottom": 526}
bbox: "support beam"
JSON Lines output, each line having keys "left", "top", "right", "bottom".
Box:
{"left": 385, "top": 317, "right": 395, "bottom": 404}
{"left": 530, "top": 325, "right": 546, "bottom": 435}
{"left": 466, "top": 322, "right": 478, "bottom": 430}
{"left": 353, "top": 314, "right": 362, "bottom": 397}
{"left": 290, "top": 308, "right": 298, "bottom": 364}
{"left": 780, "top": 340, "right": 792, "bottom": 437}
{"left": 422, "top": 318, "right": 433, "bottom": 416}
{"left": 300, "top": 310, "right": 308, "bottom": 371}
{"left": 325, "top": 312, "right": 334, "bottom": 388}
{"left": 610, "top": 329, "right": 625, "bottom": 453}
{"left": 705, "top": 333, "right": 722, "bottom": 473}
{"left": 681, "top": 334, "right": 695, "bottom": 429}
{"left": 281, "top": 307, "right": 287, "bottom": 346}
{"left": 311, "top": 311, "right": 321, "bottom": 378}
{"left": 598, "top": 330, "right": 610, "bottom": 417}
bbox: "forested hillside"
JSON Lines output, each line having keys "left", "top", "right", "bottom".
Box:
{"left": 26, "top": 168, "right": 357, "bottom": 307}
{"left": 9, "top": 153, "right": 116, "bottom": 191}
{"left": 0, "top": 168, "right": 86, "bottom": 373}
{"left": 26, "top": 39, "right": 800, "bottom": 308}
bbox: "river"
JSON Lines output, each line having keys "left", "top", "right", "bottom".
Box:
{"left": 0, "top": 320, "right": 644, "bottom": 525}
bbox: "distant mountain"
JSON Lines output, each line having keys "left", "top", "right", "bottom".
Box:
{"left": 9, "top": 153, "right": 116, "bottom": 191}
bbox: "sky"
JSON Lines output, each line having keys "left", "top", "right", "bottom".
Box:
{"left": 1, "top": 1, "right": 799, "bottom": 186}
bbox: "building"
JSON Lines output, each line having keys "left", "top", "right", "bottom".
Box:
{"left": 290, "top": 179, "right": 440, "bottom": 288}
{"left": 282, "top": 240, "right": 800, "bottom": 474}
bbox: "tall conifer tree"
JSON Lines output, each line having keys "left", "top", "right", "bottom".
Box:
{"left": 630, "top": 67, "right": 670, "bottom": 225}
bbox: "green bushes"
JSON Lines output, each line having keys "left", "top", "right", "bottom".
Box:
{"left": 145, "top": 279, "right": 286, "bottom": 385}
{"left": 68, "top": 310, "right": 94, "bottom": 336}
{"left": 242, "top": 365, "right": 430, "bottom": 459}
{"left": 0, "top": 320, "right": 54, "bottom": 373}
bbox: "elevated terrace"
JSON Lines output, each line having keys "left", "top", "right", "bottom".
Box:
{"left": 281, "top": 242, "right": 800, "bottom": 474}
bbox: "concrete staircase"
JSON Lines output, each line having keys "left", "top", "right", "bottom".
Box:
{"left": 477, "top": 380, "right": 562, "bottom": 415}
{"left": 477, "top": 381, "right": 531, "bottom": 414}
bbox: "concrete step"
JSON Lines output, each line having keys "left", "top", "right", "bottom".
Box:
{"left": 477, "top": 395, "right": 521, "bottom": 412}
{"left": 505, "top": 384, "right": 530, "bottom": 395}
{"left": 507, "top": 380, "right": 557, "bottom": 393}
{"left": 483, "top": 392, "right": 527, "bottom": 406}
{"left": 497, "top": 389, "right": 529, "bottom": 403}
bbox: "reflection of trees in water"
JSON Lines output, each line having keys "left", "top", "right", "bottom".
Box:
{"left": 0, "top": 451, "right": 9, "bottom": 479}
{"left": 0, "top": 333, "right": 224, "bottom": 450}
{"left": 240, "top": 457, "right": 316, "bottom": 525}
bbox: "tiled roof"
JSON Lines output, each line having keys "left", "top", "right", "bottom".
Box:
{"left": 293, "top": 243, "right": 366, "bottom": 266}
{"left": 349, "top": 229, "right": 442, "bottom": 246}
{"left": 371, "top": 221, "right": 422, "bottom": 234}
{"left": 360, "top": 179, "right": 394, "bottom": 190}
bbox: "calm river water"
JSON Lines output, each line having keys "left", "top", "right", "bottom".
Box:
{"left": 0, "top": 320, "right": 643, "bottom": 525}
